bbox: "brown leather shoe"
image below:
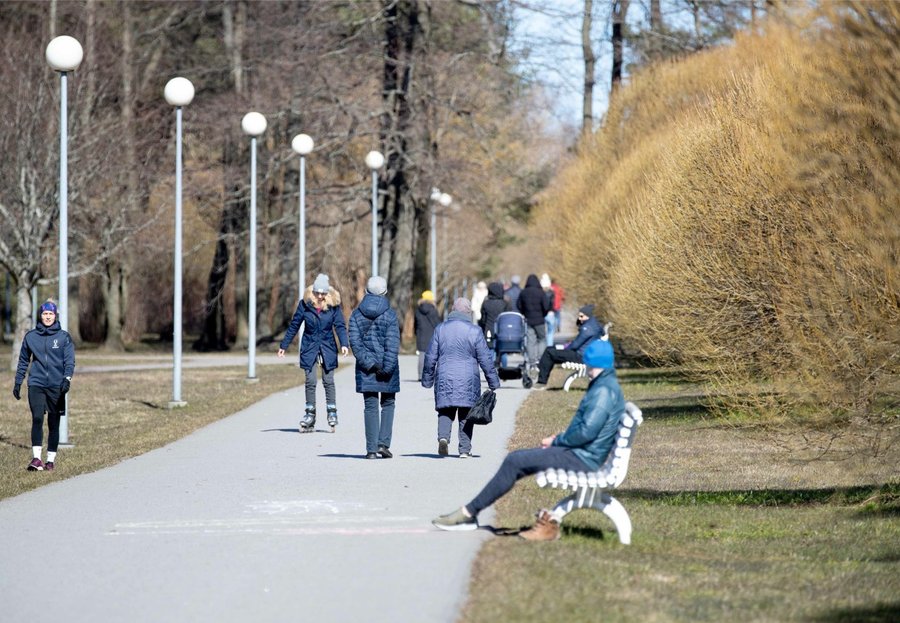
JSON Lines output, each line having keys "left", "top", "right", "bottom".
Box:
{"left": 519, "top": 509, "right": 561, "bottom": 541}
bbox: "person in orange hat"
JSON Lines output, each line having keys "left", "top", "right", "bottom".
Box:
{"left": 414, "top": 289, "right": 441, "bottom": 381}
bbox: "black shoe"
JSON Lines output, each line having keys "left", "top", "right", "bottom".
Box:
{"left": 365, "top": 452, "right": 379, "bottom": 459}
{"left": 378, "top": 446, "right": 393, "bottom": 459}
{"left": 438, "top": 438, "right": 449, "bottom": 456}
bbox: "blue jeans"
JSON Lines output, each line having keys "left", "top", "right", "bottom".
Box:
{"left": 545, "top": 312, "right": 555, "bottom": 347}
{"left": 437, "top": 406, "right": 473, "bottom": 454}
{"left": 363, "top": 392, "right": 395, "bottom": 453}
{"left": 466, "top": 446, "right": 590, "bottom": 516}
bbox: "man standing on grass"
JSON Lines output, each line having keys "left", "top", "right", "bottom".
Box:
{"left": 432, "top": 339, "right": 624, "bottom": 540}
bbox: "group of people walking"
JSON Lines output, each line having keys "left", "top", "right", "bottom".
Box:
{"left": 14, "top": 271, "right": 604, "bottom": 473}
{"left": 13, "top": 274, "right": 624, "bottom": 543}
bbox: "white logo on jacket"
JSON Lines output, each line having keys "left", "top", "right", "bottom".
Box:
{"left": 52, "top": 339, "right": 59, "bottom": 349}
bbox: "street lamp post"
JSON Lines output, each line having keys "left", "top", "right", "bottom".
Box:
{"left": 365, "top": 151, "right": 384, "bottom": 276}
{"left": 164, "top": 77, "right": 195, "bottom": 408}
{"left": 291, "top": 134, "right": 314, "bottom": 295}
{"left": 241, "top": 112, "right": 267, "bottom": 382}
{"left": 428, "top": 189, "right": 452, "bottom": 296}
{"left": 46, "top": 35, "right": 83, "bottom": 446}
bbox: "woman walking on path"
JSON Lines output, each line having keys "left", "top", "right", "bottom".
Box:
{"left": 348, "top": 276, "right": 401, "bottom": 459}
{"left": 516, "top": 274, "right": 550, "bottom": 368}
{"left": 414, "top": 290, "right": 441, "bottom": 381}
{"left": 421, "top": 298, "right": 500, "bottom": 458}
{"left": 278, "top": 274, "right": 349, "bottom": 432}
{"left": 13, "top": 300, "right": 75, "bottom": 471}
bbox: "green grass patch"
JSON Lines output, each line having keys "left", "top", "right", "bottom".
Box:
{"left": 461, "top": 368, "right": 900, "bottom": 622}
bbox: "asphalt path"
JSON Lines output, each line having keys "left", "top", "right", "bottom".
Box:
{"left": 0, "top": 354, "right": 531, "bottom": 622}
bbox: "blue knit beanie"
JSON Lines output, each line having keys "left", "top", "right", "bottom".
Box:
{"left": 39, "top": 300, "right": 58, "bottom": 315}
{"left": 582, "top": 339, "right": 614, "bottom": 369}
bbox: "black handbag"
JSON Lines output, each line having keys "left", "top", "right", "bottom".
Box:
{"left": 466, "top": 389, "right": 497, "bottom": 425}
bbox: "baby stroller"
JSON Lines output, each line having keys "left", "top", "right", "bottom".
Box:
{"left": 491, "top": 311, "right": 533, "bottom": 388}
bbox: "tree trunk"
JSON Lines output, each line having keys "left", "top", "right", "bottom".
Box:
{"left": 611, "top": 0, "right": 630, "bottom": 92}
{"left": 196, "top": 1, "right": 247, "bottom": 350}
{"left": 581, "top": 0, "right": 594, "bottom": 137}
{"left": 10, "top": 275, "right": 33, "bottom": 372}
{"left": 100, "top": 260, "right": 124, "bottom": 350}
{"left": 379, "top": 0, "right": 421, "bottom": 331}
{"left": 650, "top": 0, "right": 662, "bottom": 31}
{"left": 690, "top": 0, "right": 702, "bottom": 47}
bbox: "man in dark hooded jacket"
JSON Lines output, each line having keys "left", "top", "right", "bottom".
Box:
{"left": 477, "top": 282, "right": 509, "bottom": 344}
{"left": 532, "top": 304, "right": 604, "bottom": 389}
{"left": 516, "top": 274, "right": 550, "bottom": 366}
{"left": 414, "top": 290, "right": 441, "bottom": 381}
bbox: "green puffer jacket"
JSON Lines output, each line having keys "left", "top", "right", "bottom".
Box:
{"left": 551, "top": 368, "right": 625, "bottom": 470}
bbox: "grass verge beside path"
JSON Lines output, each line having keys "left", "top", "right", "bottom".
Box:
{"left": 0, "top": 364, "right": 302, "bottom": 501}
{"left": 461, "top": 369, "right": 900, "bottom": 623}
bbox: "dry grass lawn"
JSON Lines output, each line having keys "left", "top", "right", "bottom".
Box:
{"left": 0, "top": 362, "right": 303, "bottom": 501}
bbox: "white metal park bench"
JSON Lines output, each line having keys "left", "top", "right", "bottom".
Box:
{"left": 534, "top": 401, "right": 643, "bottom": 544}
{"left": 561, "top": 323, "right": 611, "bottom": 392}
{"left": 561, "top": 361, "right": 588, "bottom": 391}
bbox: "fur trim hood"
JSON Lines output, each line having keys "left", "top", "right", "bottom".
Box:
{"left": 303, "top": 285, "right": 341, "bottom": 310}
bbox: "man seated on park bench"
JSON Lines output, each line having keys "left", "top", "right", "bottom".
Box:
{"left": 432, "top": 339, "right": 625, "bottom": 540}
{"left": 532, "top": 304, "right": 604, "bottom": 390}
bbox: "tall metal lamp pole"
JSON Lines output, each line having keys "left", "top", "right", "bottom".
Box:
{"left": 291, "top": 134, "right": 314, "bottom": 295}
{"left": 364, "top": 151, "right": 385, "bottom": 276}
{"left": 241, "top": 112, "right": 267, "bottom": 382}
{"left": 164, "top": 77, "right": 194, "bottom": 408}
{"left": 45, "top": 35, "right": 83, "bottom": 445}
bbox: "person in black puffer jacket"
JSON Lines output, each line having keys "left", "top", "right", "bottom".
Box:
{"left": 14, "top": 299, "right": 75, "bottom": 472}
{"left": 414, "top": 290, "right": 441, "bottom": 381}
{"left": 516, "top": 274, "right": 550, "bottom": 366}
{"left": 478, "top": 282, "right": 510, "bottom": 346}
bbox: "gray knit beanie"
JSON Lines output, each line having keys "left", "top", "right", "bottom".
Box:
{"left": 312, "top": 273, "right": 330, "bottom": 293}
{"left": 366, "top": 275, "right": 387, "bottom": 296}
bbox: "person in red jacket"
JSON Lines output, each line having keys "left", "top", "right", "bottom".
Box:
{"left": 550, "top": 277, "right": 565, "bottom": 334}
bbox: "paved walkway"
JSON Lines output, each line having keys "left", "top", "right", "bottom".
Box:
{"left": 0, "top": 355, "right": 530, "bottom": 622}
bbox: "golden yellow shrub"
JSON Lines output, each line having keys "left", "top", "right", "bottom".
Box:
{"left": 535, "top": 2, "right": 899, "bottom": 435}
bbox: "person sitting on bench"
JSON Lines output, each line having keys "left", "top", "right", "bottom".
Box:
{"left": 532, "top": 304, "right": 603, "bottom": 390}
{"left": 432, "top": 339, "right": 625, "bottom": 540}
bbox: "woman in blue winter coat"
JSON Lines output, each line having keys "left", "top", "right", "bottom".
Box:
{"left": 278, "top": 274, "right": 349, "bottom": 432}
{"left": 421, "top": 298, "right": 500, "bottom": 458}
{"left": 348, "top": 276, "right": 401, "bottom": 459}
{"left": 13, "top": 300, "right": 75, "bottom": 472}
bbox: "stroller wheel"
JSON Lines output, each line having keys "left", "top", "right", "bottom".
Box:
{"left": 522, "top": 375, "right": 533, "bottom": 389}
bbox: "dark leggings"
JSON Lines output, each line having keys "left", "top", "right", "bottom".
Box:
{"left": 29, "top": 385, "right": 64, "bottom": 452}
{"left": 466, "top": 446, "right": 590, "bottom": 516}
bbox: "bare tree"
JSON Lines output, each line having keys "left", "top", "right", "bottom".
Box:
{"left": 581, "top": 0, "right": 595, "bottom": 137}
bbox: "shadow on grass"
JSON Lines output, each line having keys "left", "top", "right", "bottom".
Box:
{"left": 0, "top": 435, "right": 30, "bottom": 450}
{"left": 637, "top": 401, "right": 716, "bottom": 420}
{"left": 621, "top": 483, "right": 900, "bottom": 515}
{"left": 129, "top": 399, "right": 165, "bottom": 410}
{"left": 618, "top": 368, "right": 700, "bottom": 384}
{"left": 811, "top": 602, "right": 900, "bottom": 623}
